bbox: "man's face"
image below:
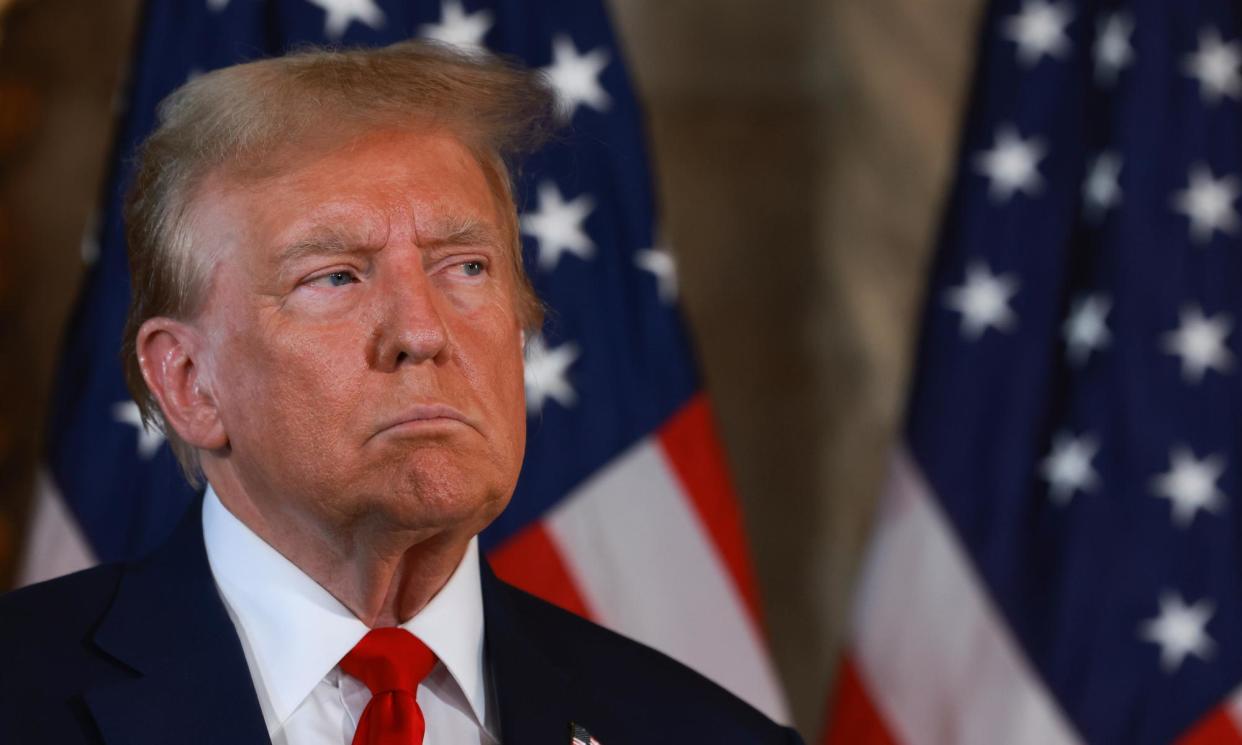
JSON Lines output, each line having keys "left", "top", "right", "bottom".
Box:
{"left": 193, "top": 128, "right": 527, "bottom": 540}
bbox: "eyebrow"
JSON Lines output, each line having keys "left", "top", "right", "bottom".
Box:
{"left": 274, "top": 215, "right": 503, "bottom": 268}
{"left": 418, "top": 216, "right": 504, "bottom": 250}
{"left": 275, "top": 228, "right": 380, "bottom": 267}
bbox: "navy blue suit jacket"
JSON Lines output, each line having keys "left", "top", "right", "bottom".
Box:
{"left": 0, "top": 502, "right": 802, "bottom": 744}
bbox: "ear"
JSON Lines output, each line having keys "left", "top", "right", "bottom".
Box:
{"left": 136, "top": 318, "right": 228, "bottom": 451}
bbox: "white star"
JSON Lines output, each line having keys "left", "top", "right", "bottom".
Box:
{"left": 1040, "top": 432, "right": 1100, "bottom": 505}
{"left": 1152, "top": 447, "right": 1227, "bottom": 528}
{"left": 112, "top": 401, "right": 165, "bottom": 460}
{"left": 1002, "top": 0, "right": 1073, "bottom": 67}
{"left": 974, "top": 126, "right": 1047, "bottom": 202}
{"left": 303, "top": 0, "right": 385, "bottom": 40}
{"left": 943, "top": 262, "right": 1020, "bottom": 339}
{"left": 542, "top": 34, "right": 611, "bottom": 120}
{"left": 1094, "top": 11, "right": 1134, "bottom": 85}
{"left": 524, "top": 335, "right": 579, "bottom": 413}
{"left": 1139, "top": 591, "right": 1216, "bottom": 673}
{"left": 1172, "top": 164, "right": 1240, "bottom": 243}
{"left": 521, "top": 181, "right": 595, "bottom": 271}
{"left": 1082, "top": 151, "right": 1122, "bottom": 220}
{"left": 207, "top": 0, "right": 229, "bottom": 11}
{"left": 418, "top": 0, "right": 493, "bottom": 54}
{"left": 1063, "top": 293, "right": 1111, "bottom": 365}
{"left": 1184, "top": 28, "right": 1242, "bottom": 104}
{"left": 1162, "top": 305, "right": 1233, "bottom": 383}
{"left": 635, "top": 245, "right": 678, "bottom": 303}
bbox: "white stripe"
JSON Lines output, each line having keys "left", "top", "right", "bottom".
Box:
{"left": 851, "top": 447, "right": 1081, "bottom": 745}
{"left": 1223, "top": 685, "right": 1242, "bottom": 734}
{"left": 544, "top": 435, "right": 791, "bottom": 724}
{"left": 16, "top": 469, "right": 97, "bottom": 587}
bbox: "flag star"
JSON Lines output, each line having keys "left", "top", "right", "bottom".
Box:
{"left": 1082, "top": 151, "right": 1122, "bottom": 220}
{"left": 1094, "top": 11, "right": 1134, "bottom": 85}
{"left": 1151, "top": 447, "right": 1227, "bottom": 528}
{"left": 418, "top": 0, "right": 493, "bottom": 54}
{"left": 1162, "top": 305, "right": 1233, "bottom": 383}
{"left": 1139, "top": 591, "right": 1216, "bottom": 673}
{"left": 1172, "top": 164, "right": 1240, "bottom": 243}
{"left": 207, "top": 0, "right": 229, "bottom": 11}
{"left": 1184, "top": 28, "right": 1242, "bottom": 104}
{"left": 521, "top": 181, "right": 595, "bottom": 271}
{"left": 1063, "top": 293, "right": 1111, "bottom": 365}
{"left": 1002, "top": 0, "right": 1073, "bottom": 67}
{"left": 974, "top": 126, "right": 1046, "bottom": 202}
{"left": 524, "top": 335, "right": 580, "bottom": 413}
{"left": 1040, "top": 432, "right": 1100, "bottom": 504}
{"left": 303, "top": 0, "right": 385, "bottom": 40}
{"left": 943, "top": 262, "right": 1020, "bottom": 339}
{"left": 542, "top": 34, "right": 611, "bottom": 120}
{"left": 635, "top": 245, "right": 678, "bottom": 303}
{"left": 112, "top": 401, "right": 164, "bottom": 460}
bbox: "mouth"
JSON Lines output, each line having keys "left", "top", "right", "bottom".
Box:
{"left": 371, "top": 403, "right": 474, "bottom": 440}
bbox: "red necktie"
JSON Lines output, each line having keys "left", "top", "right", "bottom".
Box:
{"left": 340, "top": 628, "right": 439, "bottom": 745}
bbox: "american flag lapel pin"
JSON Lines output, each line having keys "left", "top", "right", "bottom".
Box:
{"left": 570, "top": 722, "right": 602, "bottom": 744}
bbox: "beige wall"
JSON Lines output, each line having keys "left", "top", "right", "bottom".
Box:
{"left": 0, "top": 0, "right": 139, "bottom": 586}
{"left": 0, "top": 0, "right": 982, "bottom": 737}
{"left": 609, "top": 0, "right": 983, "bottom": 731}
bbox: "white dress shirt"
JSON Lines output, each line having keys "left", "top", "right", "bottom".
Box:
{"left": 202, "top": 486, "right": 498, "bottom": 745}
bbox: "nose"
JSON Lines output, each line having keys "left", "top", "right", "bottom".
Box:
{"left": 370, "top": 264, "right": 449, "bottom": 371}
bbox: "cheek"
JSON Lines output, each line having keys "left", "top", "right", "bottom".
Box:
{"left": 495, "top": 333, "right": 529, "bottom": 458}
{"left": 454, "top": 306, "right": 526, "bottom": 433}
{"left": 218, "top": 318, "right": 370, "bottom": 446}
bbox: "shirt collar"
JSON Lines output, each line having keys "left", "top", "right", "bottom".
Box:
{"left": 201, "top": 485, "right": 490, "bottom": 732}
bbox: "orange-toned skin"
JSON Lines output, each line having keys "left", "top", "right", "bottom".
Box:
{"left": 136, "top": 129, "right": 527, "bottom": 627}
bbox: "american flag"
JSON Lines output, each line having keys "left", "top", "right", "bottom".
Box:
{"left": 825, "top": 1, "right": 1242, "bottom": 744}
{"left": 18, "top": 0, "right": 789, "bottom": 724}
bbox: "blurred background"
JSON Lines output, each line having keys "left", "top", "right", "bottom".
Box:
{"left": 0, "top": 0, "right": 986, "bottom": 737}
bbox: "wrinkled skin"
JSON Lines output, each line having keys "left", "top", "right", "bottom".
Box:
{"left": 139, "top": 128, "right": 527, "bottom": 625}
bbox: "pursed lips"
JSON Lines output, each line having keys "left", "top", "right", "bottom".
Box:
{"left": 371, "top": 403, "right": 475, "bottom": 440}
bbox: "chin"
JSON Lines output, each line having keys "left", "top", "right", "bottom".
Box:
{"left": 326, "top": 439, "right": 512, "bottom": 531}
{"left": 373, "top": 460, "right": 509, "bottom": 532}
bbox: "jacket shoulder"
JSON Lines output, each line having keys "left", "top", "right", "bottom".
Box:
{"left": 0, "top": 563, "right": 132, "bottom": 685}
{"left": 0, "top": 563, "right": 125, "bottom": 647}
{"left": 496, "top": 581, "right": 802, "bottom": 743}
{"left": 0, "top": 564, "right": 132, "bottom": 743}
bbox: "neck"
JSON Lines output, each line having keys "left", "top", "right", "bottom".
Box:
{"left": 205, "top": 472, "right": 471, "bottom": 627}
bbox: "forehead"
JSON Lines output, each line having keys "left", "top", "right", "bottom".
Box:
{"left": 198, "top": 127, "right": 506, "bottom": 258}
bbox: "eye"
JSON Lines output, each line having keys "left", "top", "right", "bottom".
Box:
{"left": 461, "top": 261, "right": 485, "bottom": 277}
{"left": 313, "top": 270, "right": 359, "bottom": 287}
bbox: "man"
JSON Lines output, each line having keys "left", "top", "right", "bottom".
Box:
{"left": 0, "top": 42, "right": 802, "bottom": 744}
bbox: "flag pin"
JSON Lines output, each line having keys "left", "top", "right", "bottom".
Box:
{"left": 570, "top": 722, "right": 601, "bottom": 744}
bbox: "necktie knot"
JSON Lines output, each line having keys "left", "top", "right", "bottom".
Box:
{"left": 341, "top": 627, "right": 438, "bottom": 696}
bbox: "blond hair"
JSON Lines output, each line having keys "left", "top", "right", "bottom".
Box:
{"left": 121, "top": 41, "right": 554, "bottom": 484}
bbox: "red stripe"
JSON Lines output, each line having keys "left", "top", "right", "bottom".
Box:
{"left": 821, "top": 655, "right": 900, "bottom": 745}
{"left": 487, "top": 521, "right": 595, "bottom": 620}
{"left": 657, "top": 394, "right": 764, "bottom": 627}
{"left": 1177, "top": 706, "right": 1242, "bottom": 745}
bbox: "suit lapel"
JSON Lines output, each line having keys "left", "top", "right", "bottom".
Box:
{"left": 480, "top": 559, "right": 583, "bottom": 743}
{"left": 83, "top": 507, "right": 619, "bottom": 744}
{"left": 83, "top": 499, "right": 269, "bottom": 745}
